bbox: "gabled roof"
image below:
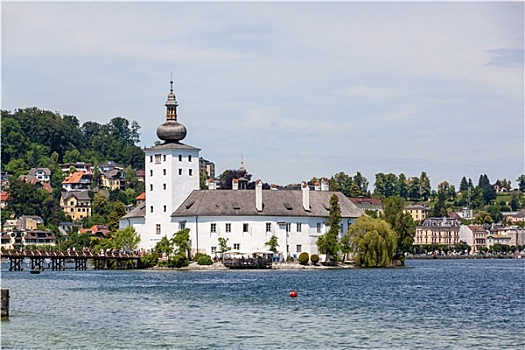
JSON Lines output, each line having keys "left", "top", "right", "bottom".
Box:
{"left": 136, "top": 192, "right": 146, "bottom": 200}
{"left": 62, "top": 171, "right": 86, "bottom": 184}
{"left": 121, "top": 202, "right": 146, "bottom": 219}
{"left": 29, "top": 167, "right": 51, "bottom": 176}
{"left": 349, "top": 197, "right": 382, "bottom": 205}
{"left": 0, "top": 192, "right": 10, "bottom": 201}
{"left": 61, "top": 191, "right": 91, "bottom": 201}
{"left": 405, "top": 203, "right": 430, "bottom": 210}
{"left": 172, "top": 190, "right": 363, "bottom": 218}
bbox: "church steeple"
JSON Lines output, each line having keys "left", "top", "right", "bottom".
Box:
{"left": 156, "top": 78, "right": 187, "bottom": 143}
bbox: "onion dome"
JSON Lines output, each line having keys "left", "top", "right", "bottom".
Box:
{"left": 156, "top": 79, "right": 187, "bottom": 143}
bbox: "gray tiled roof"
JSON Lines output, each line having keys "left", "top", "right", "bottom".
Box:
{"left": 147, "top": 142, "right": 201, "bottom": 151}
{"left": 171, "top": 190, "right": 363, "bottom": 218}
{"left": 121, "top": 202, "right": 146, "bottom": 219}
{"left": 61, "top": 191, "right": 91, "bottom": 201}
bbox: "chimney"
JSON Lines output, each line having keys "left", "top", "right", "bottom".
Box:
{"left": 255, "top": 179, "right": 263, "bottom": 212}
{"left": 314, "top": 181, "right": 320, "bottom": 191}
{"left": 208, "top": 178, "right": 216, "bottom": 190}
{"left": 320, "top": 178, "right": 329, "bottom": 191}
{"left": 302, "top": 181, "right": 310, "bottom": 211}
{"left": 232, "top": 178, "right": 238, "bottom": 190}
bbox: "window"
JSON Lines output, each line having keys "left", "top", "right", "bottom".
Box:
{"left": 150, "top": 170, "right": 153, "bottom": 176}
{"left": 266, "top": 222, "right": 272, "bottom": 232}
{"left": 163, "top": 205, "right": 166, "bottom": 212}
{"left": 163, "top": 169, "right": 166, "bottom": 176}
{"left": 163, "top": 183, "right": 166, "bottom": 190}
{"left": 189, "top": 169, "right": 193, "bottom": 176}
{"left": 286, "top": 223, "right": 291, "bottom": 232}
{"left": 317, "top": 222, "right": 322, "bottom": 233}
{"left": 211, "top": 223, "right": 217, "bottom": 233}
{"left": 150, "top": 184, "right": 153, "bottom": 191}
{"left": 226, "top": 223, "right": 231, "bottom": 233}
{"left": 150, "top": 156, "right": 153, "bottom": 163}
{"left": 156, "top": 224, "right": 161, "bottom": 235}
{"left": 296, "top": 245, "right": 302, "bottom": 253}
{"left": 179, "top": 155, "right": 182, "bottom": 162}
{"left": 211, "top": 246, "right": 217, "bottom": 253}
{"left": 70, "top": 201, "right": 74, "bottom": 205}
{"left": 297, "top": 223, "right": 302, "bottom": 232}
{"left": 163, "top": 155, "right": 166, "bottom": 162}
{"left": 243, "top": 223, "right": 249, "bottom": 233}
{"left": 340, "top": 224, "right": 344, "bottom": 234}
{"left": 188, "top": 155, "right": 192, "bottom": 162}
{"left": 150, "top": 206, "right": 153, "bottom": 213}
{"left": 155, "top": 154, "right": 161, "bottom": 164}
{"left": 233, "top": 243, "right": 240, "bottom": 250}
{"left": 179, "top": 169, "right": 182, "bottom": 175}
{"left": 179, "top": 222, "right": 186, "bottom": 230}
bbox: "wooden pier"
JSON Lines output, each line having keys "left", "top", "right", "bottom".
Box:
{"left": 0, "top": 250, "right": 143, "bottom": 271}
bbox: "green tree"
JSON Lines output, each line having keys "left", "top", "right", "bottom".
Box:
{"left": 92, "top": 192, "right": 111, "bottom": 218}
{"left": 330, "top": 172, "right": 353, "bottom": 197}
{"left": 112, "top": 227, "right": 140, "bottom": 251}
{"left": 397, "top": 173, "right": 408, "bottom": 199}
{"left": 420, "top": 172, "right": 431, "bottom": 201}
{"left": 517, "top": 175, "right": 525, "bottom": 192}
{"left": 218, "top": 237, "right": 231, "bottom": 252}
{"left": 352, "top": 172, "right": 369, "bottom": 197}
{"left": 265, "top": 235, "right": 279, "bottom": 254}
{"left": 200, "top": 171, "right": 209, "bottom": 190}
{"left": 474, "top": 211, "right": 493, "bottom": 225}
{"left": 374, "top": 173, "right": 398, "bottom": 198}
{"left": 346, "top": 215, "right": 397, "bottom": 268}
{"left": 485, "top": 205, "right": 503, "bottom": 223}
{"left": 6, "top": 178, "right": 48, "bottom": 219}
{"left": 382, "top": 196, "right": 415, "bottom": 259}
{"left": 316, "top": 194, "right": 341, "bottom": 262}
{"left": 107, "top": 201, "right": 126, "bottom": 232}
{"left": 478, "top": 174, "right": 496, "bottom": 204}
{"left": 5, "top": 159, "right": 29, "bottom": 178}
{"left": 459, "top": 177, "right": 469, "bottom": 192}
{"left": 407, "top": 177, "right": 421, "bottom": 201}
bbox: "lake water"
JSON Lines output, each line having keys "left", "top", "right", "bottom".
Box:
{"left": 1, "top": 259, "right": 524, "bottom": 349}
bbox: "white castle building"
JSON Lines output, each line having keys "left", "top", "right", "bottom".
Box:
{"left": 119, "top": 83, "right": 363, "bottom": 258}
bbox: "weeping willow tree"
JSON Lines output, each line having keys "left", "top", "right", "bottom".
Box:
{"left": 346, "top": 215, "right": 397, "bottom": 267}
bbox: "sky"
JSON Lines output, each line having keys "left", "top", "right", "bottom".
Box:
{"left": 2, "top": 1, "right": 524, "bottom": 190}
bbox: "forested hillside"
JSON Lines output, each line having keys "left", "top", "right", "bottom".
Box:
{"left": 1, "top": 107, "right": 144, "bottom": 177}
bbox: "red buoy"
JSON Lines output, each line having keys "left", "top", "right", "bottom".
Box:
{"left": 289, "top": 290, "right": 298, "bottom": 298}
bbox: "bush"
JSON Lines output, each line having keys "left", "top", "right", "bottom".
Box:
{"left": 298, "top": 252, "right": 309, "bottom": 265}
{"left": 196, "top": 253, "right": 213, "bottom": 265}
{"left": 310, "top": 254, "right": 320, "bottom": 265}
{"left": 139, "top": 252, "right": 158, "bottom": 268}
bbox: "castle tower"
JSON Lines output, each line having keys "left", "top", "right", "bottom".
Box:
{"left": 142, "top": 80, "right": 200, "bottom": 247}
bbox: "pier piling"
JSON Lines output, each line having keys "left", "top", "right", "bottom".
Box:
{"left": 1, "top": 288, "right": 9, "bottom": 318}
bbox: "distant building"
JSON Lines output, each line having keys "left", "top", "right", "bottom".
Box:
{"left": 58, "top": 222, "right": 82, "bottom": 236}
{"left": 60, "top": 162, "right": 93, "bottom": 175}
{"left": 19, "top": 175, "right": 53, "bottom": 193}
{"left": 98, "top": 161, "right": 126, "bottom": 190}
{"left": 404, "top": 203, "right": 431, "bottom": 223}
{"left": 60, "top": 191, "right": 92, "bottom": 221}
{"left": 199, "top": 157, "right": 215, "bottom": 179}
{"left": 459, "top": 225, "right": 487, "bottom": 253}
{"left": 62, "top": 171, "right": 91, "bottom": 191}
{"left": 0, "top": 192, "right": 10, "bottom": 209}
{"left": 136, "top": 170, "right": 145, "bottom": 182}
{"left": 414, "top": 217, "right": 461, "bottom": 247}
{"left": 28, "top": 168, "right": 51, "bottom": 182}
{"left": 1, "top": 215, "right": 56, "bottom": 249}
{"left": 349, "top": 197, "right": 383, "bottom": 216}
